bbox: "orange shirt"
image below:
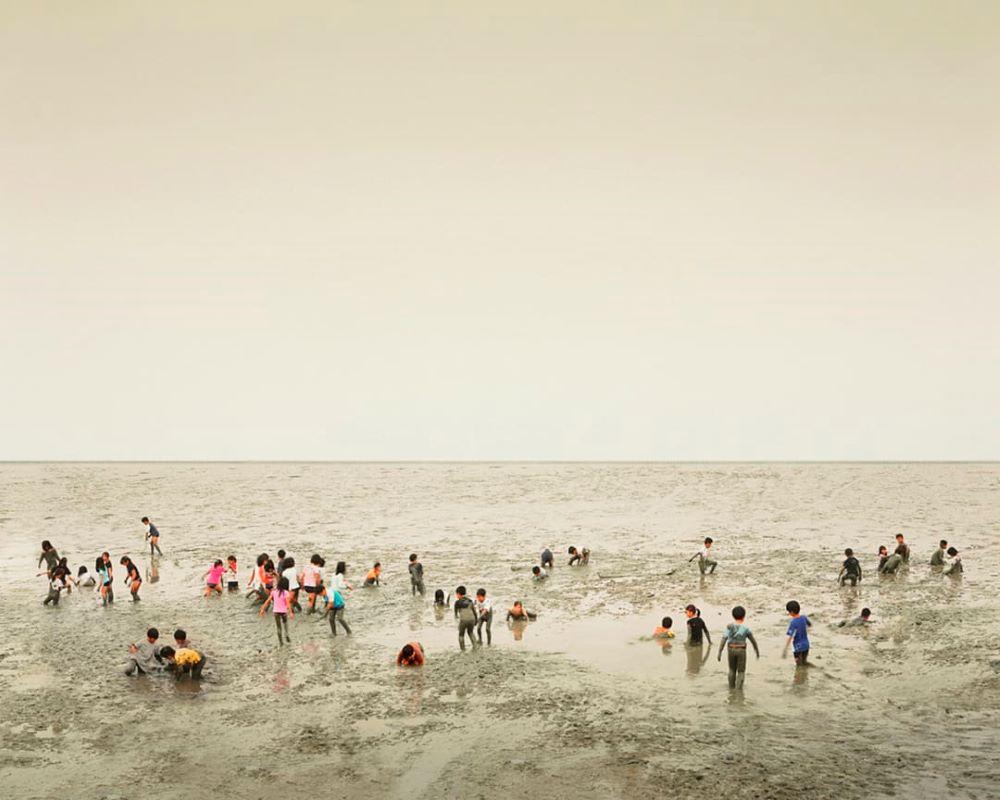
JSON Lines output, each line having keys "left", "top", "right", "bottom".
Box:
{"left": 653, "top": 627, "right": 675, "bottom": 638}
{"left": 366, "top": 566, "right": 381, "bottom": 581}
{"left": 397, "top": 642, "right": 424, "bottom": 666}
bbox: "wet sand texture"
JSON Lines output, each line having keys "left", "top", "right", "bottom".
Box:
{"left": 1, "top": 462, "right": 998, "bottom": 799}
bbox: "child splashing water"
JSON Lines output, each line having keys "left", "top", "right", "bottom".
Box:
{"left": 260, "top": 576, "right": 294, "bottom": 646}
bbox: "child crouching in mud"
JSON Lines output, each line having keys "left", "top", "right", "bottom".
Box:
{"left": 717, "top": 605, "right": 760, "bottom": 689}
{"left": 160, "top": 645, "right": 207, "bottom": 681}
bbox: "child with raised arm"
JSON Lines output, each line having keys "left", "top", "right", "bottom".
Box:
{"left": 717, "top": 605, "right": 760, "bottom": 689}
{"left": 838, "top": 548, "right": 862, "bottom": 586}
{"left": 785, "top": 600, "right": 812, "bottom": 665}
{"left": 689, "top": 537, "right": 717, "bottom": 575}
{"left": 260, "top": 576, "right": 294, "bottom": 646}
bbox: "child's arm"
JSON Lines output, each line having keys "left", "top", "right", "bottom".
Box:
{"left": 259, "top": 594, "right": 272, "bottom": 615}
{"left": 703, "top": 626, "right": 712, "bottom": 647}
{"left": 747, "top": 631, "right": 760, "bottom": 658}
{"left": 716, "top": 634, "right": 727, "bottom": 661}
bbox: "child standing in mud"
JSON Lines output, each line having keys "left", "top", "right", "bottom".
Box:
{"left": 323, "top": 583, "right": 351, "bottom": 636}
{"left": 838, "top": 548, "right": 862, "bottom": 586}
{"left": 260, "top": 576, "right": 294, "bottom": 646}
{"left": 141, "top": 516, "right": 163, "bottom": 556}
{"left": 96, "top": 554, "right": 114, "bottom": 605}
{"left": 279, "top": 556, "right": 301, "bottom": 611}
{"left": 38, "top": 540, "right": 60, "bottom": 577}
{"left": 930, "top": 540, "right": 948, "bottom": 567}
{"left": 453, "top": 585, "right": 478, "bottom": 650}
{"left": 785, "top": 600, "right": 811, "bottom": 665}
{"left": 944, "top": 546, "right": 963, "bottom": 576}
{"left": 684, "top": 605, "right": 711, "bottom": 647}
{"left": 717, "top": 606, "right": 760, "bottom": 689}
{"left": 689, "top": 537, "right": 718, "bottom": 575}
{"left": 225, "top": 555, "right": 239, "bottom": 591}
{"left": 203, "top": 559, "right": 225, "bottom": 597}
{"left": 475, "top": 588, "right": 493, "bottom": 645}
{"left": 120, "top": 556, "right": 142, "bottom": 601}
{"left": 408, "top": 553, "right": 425, "bottom": 597}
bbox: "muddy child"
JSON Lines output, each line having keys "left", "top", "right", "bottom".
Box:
{"left": 454, "top": 585, "right": 478, "bottom": 651}
{"left": 717, "top": 605, "right": 760, "bottom": 689}
{"left": 785, "top": 600, "right": 811, "bottom": 665}
{"left": 408, "top": 553, "right": 425, "bottom": 597}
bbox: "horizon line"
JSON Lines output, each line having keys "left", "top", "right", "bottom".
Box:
{"left": 2, "top": 459, "right": 997, "bottom": 465}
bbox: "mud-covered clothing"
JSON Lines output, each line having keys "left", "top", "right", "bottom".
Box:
{"left": 686, "top": 616, "right": 711, "bottom": 646}
{"left": 930, "top": 548, "right": 946, "bottom": 567}
{"left": 945, "top": 555, "right": 963, "bottom": 575}
{"left": 894, "top": 542, "right": 910, "bottom": 563}
{"left": 39, "top": 549, "right": 60, "bottom": 574}
{"left": 880, "top": 553, "right": 903, "bottom": 574}
{"left": 408, "top": 562, "right": 425, "bottom": 596}
{"left": 541, "top": 549, "right": 554, "bottom": 568}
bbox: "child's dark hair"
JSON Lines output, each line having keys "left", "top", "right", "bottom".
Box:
{"left": 256, "top": 553, "right": 268, "bottom": 567}
{"left": 661, "top": 616, "right": 672, "bottom": 628}
{"left": 140, "top": 517, "right": 149, "bottom": 523}
{"left": 77, "top": 565, "right": 88, "bottom": 576}
{"left": 373, "top": 561, "right": 381, "bottom": 569}
{"left": 409, "top": 553, "right": 418, "bottom": 562}
{"left": 277, "top": 549, "right": 286, "bottom": 559}
{"left": 947, "top": 546, "right": 958, "bottom": 556}
{"left": 476, "top": 588, "right": 486, "bottom": 597}
{"left": 41, "top": 540, "right": 53, "bottom": 551}
{"left": 284, "top": 556, "right": 295, "bottom": 569}
{"left": 278, "top": 576, "right": 290, "bottom": 592}
{"left": 568, "top": 546, "right": 577, "bottom": 554}
{"left": 227, "top": 554, "right": 236, "bottom": 561}
{"left": 264, "top": 560, "right": 275, "bottom": 572}
{"left": 860, "top": 608, "right": 871, "bottom": 618}
{"left": 878, "top": 545, "right": 888, "bottom": 554}
{"left": 311, "top": 554, "right": 322, "bottom": 566}
{"left": 704, "top": 537, "right": 713, "bottom": 545}
{"left": 94, "top": 556, "right": 103, "bottom": 572}
{"left": 731, "top": 605, "right": 746, "bottom": 620}
{"left": 434, "top": 589, "right": 446, "bottom": 604}
{"left": 685, "top": 604, "right": 700, "bottom": 616}
{"left": 532, "top": 566, "right": 540, "bottom": 575}
{"left": 120, "top": 556, "right": 130, "bottom": 565}
{"left": 844, "top": 547, "right": 853, "bottom": 557}
{"left": 895, "top": 533, "right": 904, "bottom": 539}
{"left": 939, "top": 539, "right": 948, "bottom": 548}
{"left": 336, "top": 561, "right": 347, "bottom": 575}
{"left": 786, "top": 600, "right": 801, "bottom": 614}
{"left": 147, "top": 627, "right": 159, "bottom": 640}
{"left": 174, "top": 629, "right": 187, "bottom": 641}
{"left": 160, "top": 646, "right": 176, "bottom": 658}
{"left": 456, "top": 585, "right": 467, "bottom": 596}
{"left": 214, "top": 559, "right": 223, "bottom": 567}
{"left": 401, "top": 644, "right": 415, "bottom": 660}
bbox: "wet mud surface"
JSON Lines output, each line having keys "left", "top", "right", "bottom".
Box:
{"left": 1, "top": 462, "right": 999, "bottom": 799}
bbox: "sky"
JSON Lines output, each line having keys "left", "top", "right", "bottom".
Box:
{"left": 1, "top": 1, "right": 998, "bottom": 460}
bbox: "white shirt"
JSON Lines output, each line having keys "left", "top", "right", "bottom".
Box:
{"left": 475, "top": 598, "right": 493, "bottom": 618}
{"left": 700, "top": 547, "right": 712, "bottom": 559}
{"left": 331, "top": 573, "right": 349, "bottom": 593}
{"left": 302, "top": 564, "right": 321, "bottom": 588}
{"left": 281, "top": 567, "right": 300, "bottom": 590}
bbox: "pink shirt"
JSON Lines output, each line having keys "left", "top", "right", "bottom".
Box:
{"left": 271, "top": 589, "right": 289, "bottom": 614}
{"left": 207, "top": 565, "right": 225, "bottom": 584}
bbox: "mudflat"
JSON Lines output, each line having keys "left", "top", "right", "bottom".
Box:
{"left": 2, "top": 462, "right": 998, "bottom": 799}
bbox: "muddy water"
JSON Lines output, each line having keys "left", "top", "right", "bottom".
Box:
{"left": 1, "top": 462, "right": 998, "bottom": 799}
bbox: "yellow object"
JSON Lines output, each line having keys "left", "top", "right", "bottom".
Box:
{"left": 174, "top": 648, "right": 202, "bottom": 667}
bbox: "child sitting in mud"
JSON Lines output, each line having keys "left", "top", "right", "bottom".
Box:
{"left": 364, "top": 562, "right": 382, "bottom": 587}
{"left": 506, "top": 601, "right": 537, "bottom": 621}
{"left": 396, "top": 642, "right": 425, "bottom": 667}
{"left": 944, "top": 546, "right": 963, "bottom": 576}
{"left": 717, "top": 605, "right": 760, "bottom": 689}
{"left": 653, "top": 616, "right": 675, "bottom": 638}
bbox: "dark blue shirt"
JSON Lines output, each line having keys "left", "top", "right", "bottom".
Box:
{"left": 787, "top": 615, "right": 810, "bottom": 652}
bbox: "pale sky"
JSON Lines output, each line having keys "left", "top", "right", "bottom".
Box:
{"left": 2, "top": 1, "right": 998, "bottom": 460}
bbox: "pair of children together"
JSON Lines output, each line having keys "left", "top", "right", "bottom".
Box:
{"left": 259, "top": 575, "right": 353, "bottom": 645}
{"left": 124, "top": 627, "right": 205, "bottom": 681}
{"left": 652, "top": 602, "right": 813, "bottom": 688}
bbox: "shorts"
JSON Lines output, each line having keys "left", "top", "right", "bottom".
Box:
{"left": 206, "top": 582, "right": 219, "bottom": 589}
{"left": 303, "top": 586, "right": 319, "bottom": 594}
{"left": 794, "top": 649, "right": 809, "bottom": 665}
{"left": 227, "top": 581, "right": 239, "bottom": 590}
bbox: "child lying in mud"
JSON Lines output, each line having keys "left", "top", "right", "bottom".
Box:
{"left": 506, "top": 601, "right": 537, "bottom": 621}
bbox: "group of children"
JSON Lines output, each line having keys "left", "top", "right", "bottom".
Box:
{"left": 842, "top": 534, "right": 964, "bottom": 582}
{"left": 36, "top": 542, "right": 147, "bottom": 606}
{"left": 123, "top": 626, "right": 205, "bottom": 681}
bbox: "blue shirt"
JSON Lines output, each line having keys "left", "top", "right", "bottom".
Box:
{"left": 787, "top": 615, "right": 810, "bottom": 651}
